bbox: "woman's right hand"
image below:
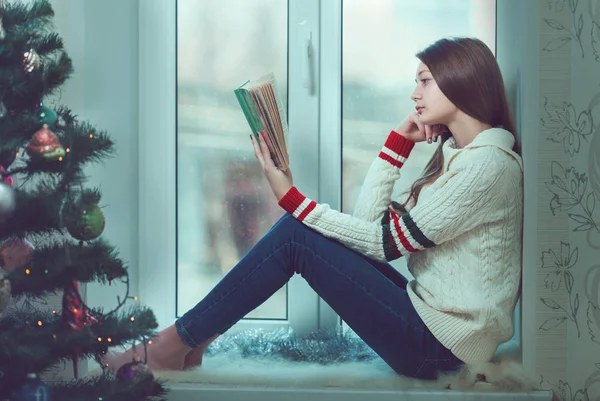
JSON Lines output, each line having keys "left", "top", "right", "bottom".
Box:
{"left": 395, "top": 112, "right": 448, "bottom": 144}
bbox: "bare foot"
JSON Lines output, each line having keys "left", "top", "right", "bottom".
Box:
{"left": 102, "top": 325, "right": 191, "bottom": 372}
{"left": 183, "top": 334, "right": 219, "bottom": 370}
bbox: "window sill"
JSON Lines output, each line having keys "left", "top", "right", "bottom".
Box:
{"left": 156, "top": 355, "right": 552, "bottom": 401}
{"left": 165, "top": 384, "right": 553, "bottom": 401}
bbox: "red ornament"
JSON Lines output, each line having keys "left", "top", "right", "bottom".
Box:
{"left": 0, "top": 165, "right": 13, "bottom": 186}
{"left": 62, "top": 279, "right": 97, "bottom": 378}
{"left": 26, "top": 124, "right": 66, "bottom": 161}
{"left": 0, "top": 237, "right": 34, "bottom": 272}
{"left": 63, "top": 279, "right": 97, "bottom": 330}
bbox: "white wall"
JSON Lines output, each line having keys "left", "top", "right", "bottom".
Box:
{"left": 50, "top": 0, "right": 140, "bottom": 311}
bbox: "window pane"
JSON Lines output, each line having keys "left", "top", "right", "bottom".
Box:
{"left": 342, "top": 0, "right": 496, "bottom": 278}
{"left": 176, "top": 0, "right": 288, "bottom": 319}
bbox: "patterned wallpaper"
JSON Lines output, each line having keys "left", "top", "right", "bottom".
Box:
{"left": 535, "top": 0, "right": 600, "bottom": 399}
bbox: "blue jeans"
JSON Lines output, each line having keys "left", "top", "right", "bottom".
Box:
{"left": 175, "top": 214, "right": 463, "bottom": 379}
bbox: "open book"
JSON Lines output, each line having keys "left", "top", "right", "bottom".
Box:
{"left": 234, "top": 73, "right": 290, "bottom": 171}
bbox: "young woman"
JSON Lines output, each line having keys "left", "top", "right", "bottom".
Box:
{"left": 105, "top": 37, "right": 523, "bottom": 380}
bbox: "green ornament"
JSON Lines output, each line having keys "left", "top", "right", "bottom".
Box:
{"left": 41, "top": 147, "right": 66, "bottom": 161}
{"left": 36, "top": 105, "right": 58, "bottom": 129}
{"left": 66, "top": 203, "right": 105, "bottom": 241}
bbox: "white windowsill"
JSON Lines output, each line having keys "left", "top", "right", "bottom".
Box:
{"left": 165, "top": 385, "right": 553, "bottom": 401}
{"left": 85, "top": 360, "right": 554, "bottom": 401}
{"left": 154, "top": 350, "right": 552, "bottom": 401}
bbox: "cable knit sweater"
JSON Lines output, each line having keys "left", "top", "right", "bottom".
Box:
{"left": 278, "top": 128, "right": 523, "bottom": 364}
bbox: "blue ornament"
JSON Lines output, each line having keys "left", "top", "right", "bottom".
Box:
{"left": 8, "top": 373, "right": 50, "bottom": 401}
{"left": 36, "top": 104, "right": 58, "bottom": 130}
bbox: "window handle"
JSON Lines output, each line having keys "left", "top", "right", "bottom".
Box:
{"left": 302, "top": 31, "right": 316, "bottom": 96}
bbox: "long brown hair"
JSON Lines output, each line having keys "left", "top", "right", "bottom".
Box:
{"left": 398, "top": 37, "right": 519, "bottom": 211}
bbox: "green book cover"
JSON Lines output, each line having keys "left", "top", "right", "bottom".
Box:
{"left": 233, "top": 73, "right": 289, "bottom": 170}
{"left": 234, "top": 83, "right": 265, "bottom": 136}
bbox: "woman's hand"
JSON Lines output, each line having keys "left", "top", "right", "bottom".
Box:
{"left": 396, "top": 112, "right": 449, "bottom": 144}
{"left": 251, "top": 131, "right": 293, "bottom": 201}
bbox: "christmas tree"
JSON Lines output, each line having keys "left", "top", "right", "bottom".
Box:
{"left": 0, "top": 0, "right": 167, "bottom": 400}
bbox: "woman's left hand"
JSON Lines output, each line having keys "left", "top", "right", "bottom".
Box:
{"left": 251, "top": 131, "right": 293, "bottom": 201}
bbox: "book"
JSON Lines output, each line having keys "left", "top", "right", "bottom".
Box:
{"left": 234, "top": 73, "right": 290, "bottom": 171}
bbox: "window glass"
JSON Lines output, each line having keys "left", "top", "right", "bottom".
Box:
{"left": 176, "top": 0, "right": 288, "bottom": 319}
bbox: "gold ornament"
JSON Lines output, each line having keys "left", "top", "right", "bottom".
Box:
{"left": 23, "top": 49, "right": 40, "bottom": 73}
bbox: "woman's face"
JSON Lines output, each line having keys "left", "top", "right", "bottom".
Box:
{"left": 411, "top": 62, "right": 458, "bottom": 126}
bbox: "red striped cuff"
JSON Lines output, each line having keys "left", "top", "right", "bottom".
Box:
{"left": 378, "top": 131, "right": 415, "bottom": 168}
{"left": 278, "top": 186, "right": 306, "bottom": 215}
{"left": 391, "top": 212, "right": 418, "bottom": 253}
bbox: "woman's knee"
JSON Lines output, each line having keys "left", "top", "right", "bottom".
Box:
{"left": 271, "top": 213, "right": 302, "bottom": 233}
{"left": 261, "top": 213, "right": 303, "bottom": 251}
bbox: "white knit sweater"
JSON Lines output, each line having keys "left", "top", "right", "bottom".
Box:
{"left": 278, "top": 128, "right": 523, "bottom": 364}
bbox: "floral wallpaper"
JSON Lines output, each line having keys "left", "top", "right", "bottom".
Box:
{"left": 536, "top": 0, "right": 600, "bottom": 399}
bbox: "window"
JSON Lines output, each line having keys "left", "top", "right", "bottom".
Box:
{"left": 140, "top": 0, "right": 498, "bottom": 334}
{"left": 176, "top": 0, "right": 289, "bottom": 321}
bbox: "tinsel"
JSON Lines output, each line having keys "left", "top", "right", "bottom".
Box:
{"left": 204, "top": 328, "right": 379, "bottom": 365}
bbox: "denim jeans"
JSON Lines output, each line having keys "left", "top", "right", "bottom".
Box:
{"left": 175, "top": 213, "right": 463, "bottom": 380}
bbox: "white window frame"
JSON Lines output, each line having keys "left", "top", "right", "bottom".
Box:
{"left": 138, "top": 1, "right": 532, "bottom": 373}
{"left": 138, "top": 0, "right": 178, "bottom": 332}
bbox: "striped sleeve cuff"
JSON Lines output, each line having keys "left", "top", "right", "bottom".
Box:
{"left": 278, "top": 187, "right": 317, "bottom": 221}
{"left": 378, "top": 131, "right": 415, "bottom": 168}
{"left": 382, "top": 209, "right": 437, "bottom": 259}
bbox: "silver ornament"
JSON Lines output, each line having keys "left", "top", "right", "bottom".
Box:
{"left": 56, "top": 116, "right": 66, "bottom": 129}
{"left": 0, "top": 0, "right": 4, "bottom": 41}
{"left": 23, "top": 49, "right": 40, "bottom": 73}
{"left": 0, "top": 182, "right": 15, "bottom": 220}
